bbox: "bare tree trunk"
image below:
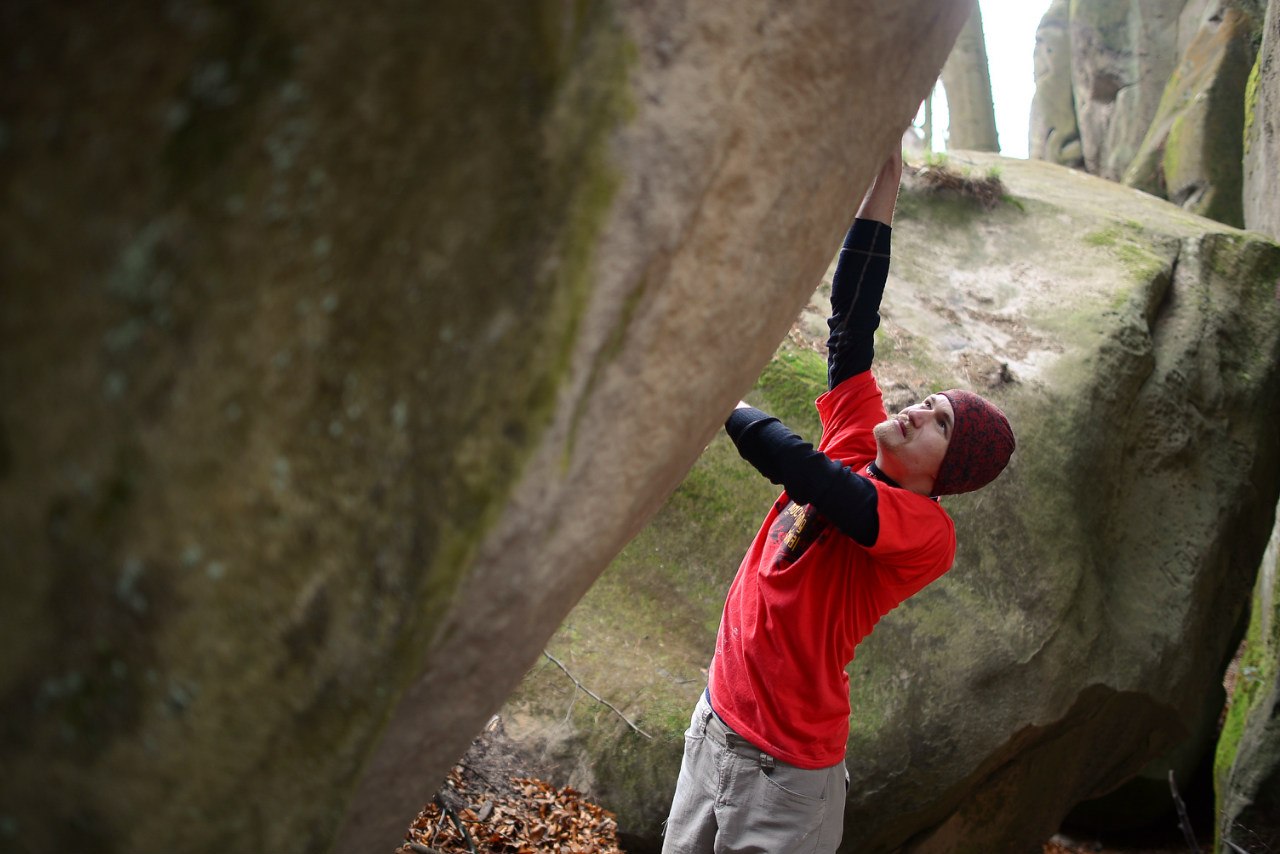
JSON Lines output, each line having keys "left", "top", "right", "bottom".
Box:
{"left": 941, "top": 2, "right": 1000, "bottom": 151}
{"left": 924, "top": 88, "right": 934, "bottom": 152}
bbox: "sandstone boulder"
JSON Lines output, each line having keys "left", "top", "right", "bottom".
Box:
{"left": 1069, "top": 0, "right": 1206, "bottom": 180}
{"left": 1216, "top": 528, "right": 1280, "bottom": 852}
{"left": 941, "top": 2, "right": 1000, "bottom": 152}
{"left": 0, "top": 1, "right": 978, "bottom": 852}
{"left": 1030, "top": 0, "right": 1271, "bottom": 229}
{"left": 1244, "top": 0, "right": 1280, "bottom": 237}
{"left": 1123, "top": 6, "right": 1257, "bottom": 227}
{"left": 1030, "top": 0, "right": 1085, "bottom": 166}
{"left": 1217, "top": 3, "right": 1280, "bottom": 848}
{"left": 505, "top": 153, "right": 1280, "bottom": 852}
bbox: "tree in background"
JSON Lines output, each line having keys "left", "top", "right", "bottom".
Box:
{"left": 941, "top": 1, "right": 1000, "bottom": 152}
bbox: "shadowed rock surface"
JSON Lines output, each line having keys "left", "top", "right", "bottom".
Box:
{"left": 1216, "top": 528, "right": 1280, "bottom": 853}
{"left": 0, "top": 1, "right": 976, "bottom": 852}
{"left": 1215, "top": 4, "right": 1280, "bottom": 848}
{"left": 503, "top": 154, "right": 1280, "bottom": 853}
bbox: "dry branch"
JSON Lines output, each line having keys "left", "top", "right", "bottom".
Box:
{"left": 543, "top": 650, "right": 653, "bottom": 740}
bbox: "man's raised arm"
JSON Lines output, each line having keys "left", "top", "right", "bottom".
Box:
{"left": 826, "top": 151, "right": 903, "bottom": 390}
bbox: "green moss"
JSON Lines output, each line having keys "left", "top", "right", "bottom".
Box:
{"left": 1243, "top": 50, "right": 1261, "bottom": 156}
{"left": 1084, "top": 226, "right": 1121, "bottom": 248}
{"left": 416, "top": 1, "right": 637, "bottom": 632}
{"left": 751, "top": 349, "right": 828, "bottom": 435}
{"left": 1083, "top": 221, "right": 1168, "bottom": 285}
{"left": 874, "top": 325, "right": 953, "bottom": 386}
{"left": 1214, "top": 567, "right": 1279, "bottom": 834}
{"left": 583, "top": 347, "right": 831, "bottom": 633}
{"left": 1164, "top": 113, "right": 1187, "bottom": 186}
{"left": 585, "top": 713, "right": 684, "bottom": 836}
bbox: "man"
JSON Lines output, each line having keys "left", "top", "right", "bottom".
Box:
{"left": 661, "top": 150, "right": 1015, "bottom": 854}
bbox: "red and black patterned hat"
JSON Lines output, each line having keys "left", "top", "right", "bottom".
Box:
{"left": 933, "top": 390, "right": 1015, "bottom": 496}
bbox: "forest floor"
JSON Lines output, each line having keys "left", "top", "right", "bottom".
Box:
{"left": 396, "top": 717, "right": 1208, "bottom": 854}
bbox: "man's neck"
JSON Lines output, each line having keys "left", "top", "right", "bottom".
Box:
{"left": 871, "top": 456, "right": 934, "bottom": 496}
{"left": 866, "top": 461, "right": 902, "bottom": 489}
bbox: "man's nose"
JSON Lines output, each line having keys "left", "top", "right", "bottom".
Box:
{"left": 906, "top": 407, "right": 927, "bottom": 427}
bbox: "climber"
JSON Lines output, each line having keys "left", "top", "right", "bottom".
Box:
{"left": 660, "top": 149, "right": 1015, "bottom": 854}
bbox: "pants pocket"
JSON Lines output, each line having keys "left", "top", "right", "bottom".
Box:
{"left": 760, "top": 761, "right": 828, "bottom": 805}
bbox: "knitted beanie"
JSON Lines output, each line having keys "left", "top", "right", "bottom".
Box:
{"left": 932, "top": 390, "right": 1015, "bottom": 496}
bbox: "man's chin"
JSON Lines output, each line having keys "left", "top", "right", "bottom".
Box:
{"left": 872, "top": 421, "right": 898, "bottom": 446}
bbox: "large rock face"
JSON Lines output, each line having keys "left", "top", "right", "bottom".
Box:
{"left": 1029, "top": 0, "right": 1267, "bottom": 226}
{"left": 1124, "top": 5, "right": 1256, "bottom": 226}
{"left": 504, "top": 153, "right": 1280, "bottom": 852}
{"left": 1216, "top": 3, "right": 1280, "bottom": 848}
{"left": 0, "top": 1, "right": 977, "bottom": 852}
{"left": 940, "top": 2, "right": 999, "bottom": 151}
{"left": 1030, "top": 0, "right": 1085, "bottom": 166}
{"left": 1069, "top": 0, "right": 1210, "bottom": 180}
{"left": 1245, "top": 0, "right": 1280, "bottom": 237}
{"left": 1216, "top": 530, "right": 1280, "bottom": 852}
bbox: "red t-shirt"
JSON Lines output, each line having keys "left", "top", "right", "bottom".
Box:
{"left": 708, "top": 370, "right": 956, "bottom": 769}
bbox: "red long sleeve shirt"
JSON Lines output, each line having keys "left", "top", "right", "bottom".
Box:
{"left": 709, "top": 371, "right": 956, "bottom": 768}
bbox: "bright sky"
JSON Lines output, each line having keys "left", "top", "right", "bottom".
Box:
{"left": 916, "top": 0, "right": 1053, "bottom": 159}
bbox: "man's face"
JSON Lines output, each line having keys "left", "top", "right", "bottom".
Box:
{"left": 872, "top": 393, "right": 954, "bottom": 487}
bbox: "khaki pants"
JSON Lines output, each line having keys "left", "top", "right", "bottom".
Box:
{"left": 661, "top": 691, "right": 847, "bottom": 854}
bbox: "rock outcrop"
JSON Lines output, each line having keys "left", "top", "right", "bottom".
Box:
{"left": 1216, "top": 530, "right": 1280, "bottom": 852}
{"left": 941, "top": 2, "right": 1000, "bottom": 151}
{"left": 1069, "top": 0, "right": 1211, "bottom": 180}
{"left": 1029, "top": 0, "right": 1266, "bottom": 226}
{"left": 1030, "top": 0, "right": 1085, "bottom": 166}
{"left": 0, "top": 1, "right": 976, "bottom": 852}
{"left": 1244, "top": 0, "right": 1280, "bottom": 237}
{"left": 504, "top": 154, "right": 1280, "bottom": 852}
{"left": 1215, "top": 4, "right": 1280, "bottom": 849}
{"left": 1123, "top": 6, "right": 1256, "bottom": 226}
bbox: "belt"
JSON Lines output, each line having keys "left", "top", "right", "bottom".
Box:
{"left": 701, "top": 689, "right": 777, "bottom": 770}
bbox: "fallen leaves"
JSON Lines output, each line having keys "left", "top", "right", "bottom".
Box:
{"left": 399, "top": 765, "right": 624, "bottom": 854}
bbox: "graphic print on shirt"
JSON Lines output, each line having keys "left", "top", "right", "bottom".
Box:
{"left": 767, "top": 498, "right": 829, "bottom": 570}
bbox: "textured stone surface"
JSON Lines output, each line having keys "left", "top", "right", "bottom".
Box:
{"left": 0, "top": 1, "right": 975, "bottom": 852}
{"left": 941, "top": 2, "right": 999, "bottom": 151}
{"left": 1030, "top": 0, "right": 1084, "bottom": 166}
{"left": 504, "top": 154, "right": 1280, "bottom": 853}
{"left": 1069, "top": 0, "right": 1202, "bottom": 180}
{"left": 1219, "top": 4, "right": 1280, "bottom": 848}
{"left": 1029, "top": 0, "right": 1267, "bottom": 227}
{"left": 1244, "top": 0, "right": 1280, "bottom": 237}
{"left": 1123, "top": 6, "right": 1256, "bottom": 226}
{"left": 1216, "top": 526, "right": 1280, "bottom": 852}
